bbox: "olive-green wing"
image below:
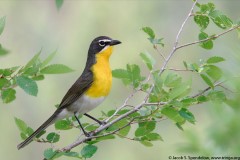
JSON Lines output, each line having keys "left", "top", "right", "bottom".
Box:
{"left": 58, "top": 70, "right": 93, "bottom": 109}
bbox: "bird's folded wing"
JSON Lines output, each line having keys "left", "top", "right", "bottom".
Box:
{"left": 59, "top": 71, "right": 93, "bottom": 109}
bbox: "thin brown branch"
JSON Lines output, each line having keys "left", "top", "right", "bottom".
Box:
{"left": 166, "top": 68, "right": 194, "bottom": 72}
{"left": 191, "top": 81, "right": 224, "bottom": 98}
{"left": 177, "top": 25, "right": 240, "bottom": 50}
{"left": 154, "top": 45, "right": 166, "bottom": 61}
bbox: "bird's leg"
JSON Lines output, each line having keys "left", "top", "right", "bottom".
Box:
{"left": 74, "top": 113, "right": 90, "bottom": 137}
{"left": 84, "top": 113, "right": 106, "bottom": 125}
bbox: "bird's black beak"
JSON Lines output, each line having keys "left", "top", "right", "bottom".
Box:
{"left": 110, "top": 40, "right": 121, "bottom": 46}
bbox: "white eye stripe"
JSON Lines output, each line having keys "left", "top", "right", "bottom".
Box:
{"left": 98, "top": 39, "right": 111, "bottom": 47}
{"left": 98, "top": 39, "right": 111, "bottom": 43}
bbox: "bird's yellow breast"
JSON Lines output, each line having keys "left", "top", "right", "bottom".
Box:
{"left": 85, "top": 46, "right": 113, "bottom": 98}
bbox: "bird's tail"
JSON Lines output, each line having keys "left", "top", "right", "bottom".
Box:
{"left": 17, "top": 112, "right": 58, "bottom": 150}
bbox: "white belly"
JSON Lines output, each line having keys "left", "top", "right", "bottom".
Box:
{"left": 56, "top": 95, "right": 105, "bottom": 120}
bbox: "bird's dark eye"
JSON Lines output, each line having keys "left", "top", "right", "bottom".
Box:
{"left": 99, "top": 41, "right": 105, "bottom": 46}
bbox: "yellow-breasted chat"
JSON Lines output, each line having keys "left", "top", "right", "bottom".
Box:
{"left": 17, "top": 36, "right": 121, "bottom": 150}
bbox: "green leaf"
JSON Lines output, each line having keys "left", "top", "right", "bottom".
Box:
{"left": 179, "top": 108, "right": 195, "bottom": 123}
{"left": 140, "top": 140, "right": 153, "bottom": 147}
{"left": 25, "top": 50, "right": 41, "bottom": 69}
{"left": 14, "top": 117, "right": 28, "bottom": 134}
{"left": 206, "top": 65, "right": 222, "bottom": 81}
{"left": 164, "top": 72, "right": 182, "bottom": 88}
{"left": 183, "top": 61, "right": 188, "bottom": 70}
{"left": 198, "top": 32, "right": 213, "bottom": 50}
{"left": 161, "top": 106, "right": 185, "bottom": 123}
{"left": 197, "top": 95, "right": 208, "bottom": 103}
{"left": 46, "top": 132, "right": 60, "bottom": 143}
{"left": 40, "top": 64, "right": 74, "bottom": 74}
{"left": 44, "top": 148, "right": 57, "bottom": 160}
{"left": 32, "top": 75, "right": 45, "bottom": 81}
{"left": 169, "top": 82, "right": 191, "bottom": 100}
{"left": 0, "top": 44, "right": 9, "bottom": 56}
{"left": 23, "top": 66, "right": 39, "bottom": 76}
{"left": 41, "top": 50, "right": 58, "bottom": 69}
{"left": 194, "top": 15, "right": 209, "bottom": 30}
{"left": 55, "top": 120, "right": 72, "bottom": 130}
{"left": 119, "top": 125, "right": 131, "bottom": 137}
{"left": 0, "top": 16, "right": 6, "bottom": 36}
{"left": 0, "top": 78, "right": 9, "bottom": 89}
{"left": 135, "top": 121, "right": 156, "bottom": 137}
{"left": 81, "top": 145, "right": 98, "bottom": 158}
{"left": 139, "top": 52, "right": 155, "bottom": 70}
{"left": 146, "top": 133, "right": 163, "bottom": 141}
{"left": 142, "top": 27, "right": 155, "bottom": 39}
{"left": 209, "top": 10, "right": 233, "bottom": 29}
{"left": 206, "top": 56, "right": 225, "bottom": 64}
{"left": 200, "top": 3, "right": 215, "bottom": 13}
{"left": 127, "top": 64, "right": 143, "bottom": 88}
{"left": 208, "top": 90, "right": 226, "bottom": 102}
{"left": 55, "top": 0, "right": 64, "bottom": 10}
{"left": 148, "top": 38, "right": 164, "bottom": 46}
{"left": 112, "top": 69, "right": 129, "bottom": 79}
{"left": 63, "top": 152, "right": 80, "bottom": 158}
{"left": 200, "top": 74, "right": 214, "bottom": 88}
{"left": 1, "top": 88, "right": 16, "bottom": 103}
{"left": 16, "top": 76, "right": 38, "bottom": 96}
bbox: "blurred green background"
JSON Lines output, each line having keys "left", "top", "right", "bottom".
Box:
{"left": 0, "top": 0, "right": 240, "bottom": 159}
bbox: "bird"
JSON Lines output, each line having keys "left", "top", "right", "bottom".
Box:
{"left": 17, "top": 36, "right": 121, "bottom": 150}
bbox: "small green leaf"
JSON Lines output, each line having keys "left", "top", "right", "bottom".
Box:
{"left": 112, "top": 69, "right": 129, "bottom": 79}
{"left": 46, "top": 132, "right": 60, "bottom": 143}
{"left": 164, "top": 72, "right": 182, "bottom": 88}
{"left": 161, "top": 106, "right": 185, "bottom": 123}
{"left": 209, "top": 10, "right": 233, "bottom": 29}
{"left": 179, "top": 108, "right": 195, "bottom": 123}
{"left": 81, "top": 145, "right": 98, "bottom": 158}
{"left": 55, "top": 120, "right": 72, "bottom": 130}
{"left": 0, "top": 16, "right": 6, "bottom": 36}
{"left": 200, "top": 3, "right": 215, "bottom": 13}
{"left": 139, "top": 52, "right": 155, "bottom": 70}
{"left": 0, "top": 78, "right": 9, "bottom": 89}
{"left": 200, "top": 74, "right": 214, "bottom": 88}
{"left": 206, "top": 56, "right": 225, "bottom": 64}
{"left": 183, "top": 61, "right": 188, "bottom": 70}
{"left": 146, "top": 133, "right": 163, "bottom": 141}
{"left": 194, "top": 15, "right": 209, "bottom": 30}
{"left": 135, "top": 121, "right": 156, "bottom": 137}
{"left": 14, "top": 117, "right": 28, "bottom": 134}
{"left": 142, "top": 27, "right": 155, "bottom": 39}
{"left": 16, "top": 76, "right": 38, "bottom": 96}
{"left": 208, "top": 90, "right": 226, "bottom": 102}
{"left": 41, "top": 50, "right": 58, "bottom": 68}
{"left": 25, "top": 50, "right": 41, "bottom": 69}
{"left": 206, "top": 65, "right": 222, "bottom": 81}
{"left": 63, "top": 152, "right": 80, "bottom": 158}
{"left": 140, "top": 140, "right": 153, "bottom": 147}
{"left": 198, "top": 32, "right": 213, "bottom": 50}
{"left": 40, "top": 64, "right": 74, "bottom": 74}
{"left": 127, "top": 64, "right": 143, "bottom": 88}
{"left": 197, "top": 95, "right": 208, "bottom": 103}
{"left": 1, "top": 88, "right": 16, "bottom": 103}
{"left": 44, "top": 148, "right": 57, "bottom": 160}
{"left": 148, "top": 38, "right": 164, "bottom": 46}
{"left": 55, "top": 0, "right": 64, "bottom": 10}
{"left": 169, "top": 82, "right": 191, "bottom": 100}
{"left": 32, "top": 75, "right": 45, "bottom": 81}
